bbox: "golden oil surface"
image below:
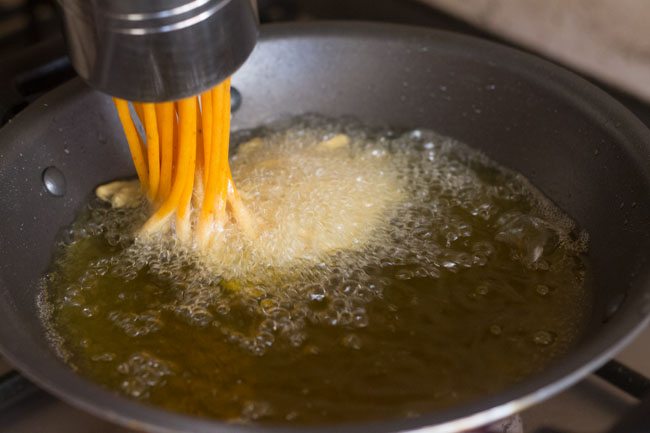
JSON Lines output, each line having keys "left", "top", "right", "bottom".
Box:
{"left": 40, "top": 118, "right": 591, "bottom": 424}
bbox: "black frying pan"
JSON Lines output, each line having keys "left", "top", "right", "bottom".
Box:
{"left": 0, "top": 22, "right": 649, "bottom": 433}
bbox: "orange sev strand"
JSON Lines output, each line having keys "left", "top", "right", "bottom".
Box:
{"left": 195, "top": 99, "right": 204, "bottom": 184}
{"left": 200, "top": 90, "right": 213, "bottom": 189}
{"left": 113, "top": 98, "right": 149, "bottom": 189}
{"left": 156, "top": 102, "right": 175, "bottom": 203}
{"left": 175, "top": 105, "right": 198, "bottom": 242}
{"left": 170, "top": 103, "right": 179, "bottom": 183}
{"left": 176, "top": 159, "right": 196, "bottom": 242}
{"left": 206, "top": 83, "right": 227, "bottom": 213}
{"left": 217, "top": 79, "right": 231, "bottom": 206}
{"left": 140, "top": 97, "right": 196, "bottom": 235}
{"left": 196, "top": 82, "right": 227, "bottom": 244}
{"left": 142, "top": 103, "right": 160, "bottom": 201}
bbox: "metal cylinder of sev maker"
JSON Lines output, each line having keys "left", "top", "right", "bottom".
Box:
{"left": 57, "top": 0, "right": 259, "bottom": 101}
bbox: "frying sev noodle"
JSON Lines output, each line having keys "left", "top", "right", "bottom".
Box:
{"left": 112, "top": 79, "right": 255, "bottom": 248}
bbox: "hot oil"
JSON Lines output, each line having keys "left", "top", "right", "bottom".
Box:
{"left": 39, "top": 117, "right": 591, "bottom": 423}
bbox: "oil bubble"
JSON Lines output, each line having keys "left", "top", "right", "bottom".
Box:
{"left": 533, "top": 330, "right": 555, "bottom": 346}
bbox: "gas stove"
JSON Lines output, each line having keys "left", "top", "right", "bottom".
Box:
{"left": 0, "top": 1, "right": 649, "bottom": 432}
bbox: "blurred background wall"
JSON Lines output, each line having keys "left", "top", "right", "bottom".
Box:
{"left": 421, "top": 0, "right": 650, "bottom": 102}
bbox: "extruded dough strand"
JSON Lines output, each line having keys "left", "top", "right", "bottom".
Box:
{"left": 141, "top": 97, "right": 196, "bottom": 235}
{"left": 176, "top": 103, "right": 199, "bottom": 242}
{"left": 156, "top": 102, "right": 175, "bottom": 203}
{"left": 142, "top": 103, "right": 160, "bottom": 201}
{"left": 196, "top": 81, "right": 227, "bottom": 246}
{"left": 115, "top": 78, "right": 254, "bottom": 248}
{"left": 113, "top": 98, "right": 148, "bottom": 189}
{"left": 200, "top": 90, "right": 213, "bottom": 189}
{"left": 216, "top": 79, "right": 231, "bottom": 210}
{"left": 195, "top": 99, "right": 205, "bottom": 188}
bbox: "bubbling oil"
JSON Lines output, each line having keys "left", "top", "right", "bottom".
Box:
{"left": 39, "top": 117, "right": 591, "bottom": 424}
